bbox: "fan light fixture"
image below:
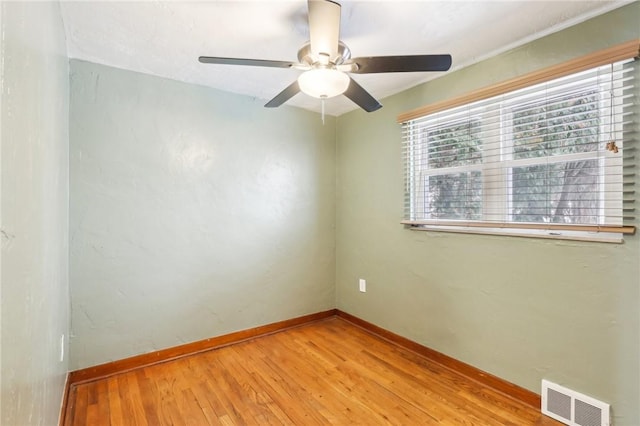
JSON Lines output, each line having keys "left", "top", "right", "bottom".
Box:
{"left": 298, "top": 68, "right": 350, "bottom": 99}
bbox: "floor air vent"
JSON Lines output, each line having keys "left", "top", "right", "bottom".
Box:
{"left": 541, "top": 380, "right": 610, "bottom": 426}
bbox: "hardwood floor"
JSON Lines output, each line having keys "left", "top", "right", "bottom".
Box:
{"left": 63, "top": 318, "right": 561, "bottom": 425}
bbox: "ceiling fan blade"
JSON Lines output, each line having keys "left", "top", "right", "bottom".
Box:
{"left": 265, "top": 81, "right": 300, "bottom": 108}
{"left": 199, "top": 56, "right": 296, "bottom": 69}
{"left": 344, "top": 77, "right": 382, "bottom": 112}
{"left": 308, "top": 0, "right": 341, "bottom": 59}
{"left": 349, "top": 54, "right": 452, "bottom": 74}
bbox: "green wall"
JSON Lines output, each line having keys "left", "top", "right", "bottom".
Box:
{"left": 336, "top": 3, "right": 640, "bottom": 424}
{"left": 0, "top": 2, "right": 70, "bottom": 425}
{"left": 69, "top": 61, "right": 336, "bottom": 370}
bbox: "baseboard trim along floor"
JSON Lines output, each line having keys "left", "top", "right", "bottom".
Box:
{"left": 335, "top": 310, "right": 540, "bottom": 409}
{"left": 68, "top": 309, "right": 338, "bottom": 385}
{"left": 64, "top": 308, "right": 540, "bottom": 418}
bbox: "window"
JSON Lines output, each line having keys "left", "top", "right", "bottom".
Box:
{"left": 400, "top": 44, "right": 638, "bottom": 242}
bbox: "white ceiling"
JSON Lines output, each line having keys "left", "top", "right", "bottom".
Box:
{"left": 59, "top": 0, "right": 631, "bottom": 116}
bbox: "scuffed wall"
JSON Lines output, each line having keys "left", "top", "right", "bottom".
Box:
{"left": 69, "top": 61, "right": 336, "bottom": 369}
{"left": 0, "top": 1, "right": 70, "bottom": 425}
{"left": 336, "top": 4, "right": 640, "bottom": 425}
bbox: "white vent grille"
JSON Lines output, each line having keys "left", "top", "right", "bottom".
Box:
{"left": 542, "top": 380, "right": 610, "bottom": 426}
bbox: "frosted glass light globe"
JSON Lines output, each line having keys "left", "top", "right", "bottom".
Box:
{"left": 298, "top": 68, "right": 350, "bottom": 99}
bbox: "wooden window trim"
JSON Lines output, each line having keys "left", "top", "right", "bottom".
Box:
{"left": 401, "top": 220, "right": 636, "bottom": 235}
{"left": 397, "top": 39, "right": 640, "bottom": 124}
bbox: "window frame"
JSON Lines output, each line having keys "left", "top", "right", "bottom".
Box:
{"left": 398, "top": 41, "right": 638, "bottom": 242}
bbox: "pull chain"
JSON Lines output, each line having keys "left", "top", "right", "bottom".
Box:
{"left": 321, "top": 97, "right": 326, "bottom": 125}
{"left": 606, "top": 63, "right": 619, "bottom": 153}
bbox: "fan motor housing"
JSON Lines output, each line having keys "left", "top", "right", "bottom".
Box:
{"left": 297, "top": 41, "right": 351, "bottom": 66}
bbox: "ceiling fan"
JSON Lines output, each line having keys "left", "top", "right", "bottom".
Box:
{"left": 199, "top": 0, "right": 452, "bottom": 113}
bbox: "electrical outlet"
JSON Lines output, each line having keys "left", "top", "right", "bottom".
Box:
{"left": 359, "top": 278, "right": 366, "bottom": 293}
{"left": 60, "top": 334, "right": 65, "bottom": 362}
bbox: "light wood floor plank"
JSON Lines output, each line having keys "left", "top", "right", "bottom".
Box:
{"left": 106, "top": 378, "right": 124, "bottom": 426}
{"left": 65, "top": 318, "right": 561, "bottom": 425}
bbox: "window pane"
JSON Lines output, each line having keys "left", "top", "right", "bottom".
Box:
{"left": 425, "top": 120, "right": 482, "bottom": 169}
{"left": 512, "top": 88, "right": 600, "bottom": 160}
{"left": 426, "top": 172, "right": 482, "bottom": 220}
{"left": 511, "top": 160, "right": 600, "bottom": 224}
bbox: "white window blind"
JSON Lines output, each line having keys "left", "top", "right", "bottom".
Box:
{"left": 400, "top": 56, "right": 637, "bottom": 241}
